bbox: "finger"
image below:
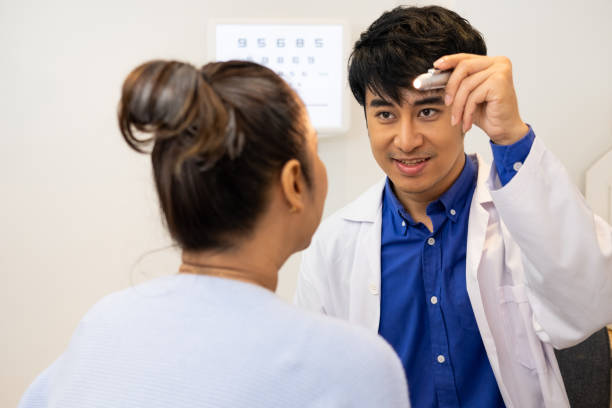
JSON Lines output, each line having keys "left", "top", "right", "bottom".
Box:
{"left": 444, "top": 57, "right": 495, "bottom": 106}
{"left": 462, "top": 84, "right": 490, "bottom": 133}
{"left": 433, "top": 53, "right": 479, "bottom": 70}
{"left": 451, "top": 67, "right": 494, "bottom": 127}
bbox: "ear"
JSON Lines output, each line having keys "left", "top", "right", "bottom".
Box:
{"left": 280, "top": 159, "right": 306, "bottom": 213}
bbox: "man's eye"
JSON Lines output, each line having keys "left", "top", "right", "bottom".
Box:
{"left": 418, "top": 108, "right": 438, "bottom": 118}
{"left": 376, "top": 111, "right": 394, "bottom": 120}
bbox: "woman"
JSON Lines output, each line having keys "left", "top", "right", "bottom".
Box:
{"left": 19, "top": 60, "right": 409, "bottom": 407}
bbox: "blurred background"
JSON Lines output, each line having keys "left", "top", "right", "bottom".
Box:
{"left": 2, "top": 0, "right": 611, "bottom": 406}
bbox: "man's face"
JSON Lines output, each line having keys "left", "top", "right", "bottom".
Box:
{"left": 365, "top": 87, "right": 466, "bottom": 205}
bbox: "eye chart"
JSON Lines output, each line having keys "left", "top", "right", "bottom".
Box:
{"left": 209, "top": 21, "right": 349, "bottom": 134}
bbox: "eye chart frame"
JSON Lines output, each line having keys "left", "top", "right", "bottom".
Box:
{"left": 208, "top": 19, "right": 351, "bottom": 136}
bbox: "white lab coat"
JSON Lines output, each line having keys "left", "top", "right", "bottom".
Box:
{"left": 296, "top": 137, "right": 612, "bottom": 408}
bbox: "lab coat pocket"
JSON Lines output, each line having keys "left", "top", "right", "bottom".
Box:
{"left": 498, "top": 284, "right": 547, "bottom": 373}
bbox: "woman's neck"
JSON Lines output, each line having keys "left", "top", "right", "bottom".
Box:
{"left": 179, "top": 245, "right": 282, "bottom": 292}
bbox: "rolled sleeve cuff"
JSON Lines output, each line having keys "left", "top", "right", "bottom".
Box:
{"left": 490, "top": 125, "right": 535, "bottom": 186}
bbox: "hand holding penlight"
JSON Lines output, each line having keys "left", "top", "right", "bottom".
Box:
{"left": 412, "top": 68, "right": 451, "bottom": 91}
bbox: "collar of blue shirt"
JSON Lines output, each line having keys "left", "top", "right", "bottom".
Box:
{"left": 383, "top": 154, "right": 477, "bottom": 227}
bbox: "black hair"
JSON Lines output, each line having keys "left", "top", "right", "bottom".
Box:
{"left": 348, "top": 5, "right": 487, "bottom": 105}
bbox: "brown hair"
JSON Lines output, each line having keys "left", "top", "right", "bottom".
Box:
{"left": 118, "top": 60, "right": 311, "bottom": 251}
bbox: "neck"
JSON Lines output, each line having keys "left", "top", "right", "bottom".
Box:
{"left": 179, "top": 247, "right": 280, "bottom": 292}
{"left": 399, "top": 197, "right": 434, "bottom": 232}
{"left": 177, "top": 188, "right": 302, "bottom": 292}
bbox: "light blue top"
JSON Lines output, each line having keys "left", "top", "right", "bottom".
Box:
{"left": 19, "top": 274, "right": 409, "bottom": 408}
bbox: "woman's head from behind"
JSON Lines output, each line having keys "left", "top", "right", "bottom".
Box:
{"left": 118, "top": 60, "right": 327, "bottom": 257}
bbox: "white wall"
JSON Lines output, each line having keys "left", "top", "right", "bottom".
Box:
{"left": 1, "top": 0, "right": 611, "bottom": 406}
{"left": 456, "top": 0, "right": 612, "bottom": 193}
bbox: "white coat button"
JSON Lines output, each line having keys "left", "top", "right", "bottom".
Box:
{"left": 401, "top": 220, "right": 406, "bottom": 227}
{"left": 427, "top": 237, "right": 436, "bottom": 246}
{"left": 437, "top": 355, "right": 446, "bottom": 363}
{"left": 430, "top": 296, "right": 438, "bottom": 304}
{"left": 513, "top": 161, "right": 523, "bottom": 171}
{"left": 449, "top": 209, "right": 456, "bottom": 216}
{"left": 368, "top": 283, "right": 379, "bottom": 295}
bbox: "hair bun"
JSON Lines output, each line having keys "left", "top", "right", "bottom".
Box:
{"left": 118, "top": 60, "right": 202, "bottom": 151}
{"left": 119, "top": 60, "right": 241, "bottom": 173}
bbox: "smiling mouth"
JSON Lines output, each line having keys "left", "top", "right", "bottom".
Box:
{"left": 394, "top": 157, "right": 431, "bottom": 165}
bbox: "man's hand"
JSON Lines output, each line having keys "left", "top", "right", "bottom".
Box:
{"left": 434, "top": 53, "right": 529, "bottom": 145}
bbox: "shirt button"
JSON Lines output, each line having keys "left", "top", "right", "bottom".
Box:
{"left": 401, "top": 220, "right": 406, "bottom": 227}
{"left": 430, "top": 296, "right": 438, "bottom": 304}
{"left": 437, "top": 355, "right": 446, "bottom": 363}
{"left": 427, "top": 237, "right": 436, "bottom": 246}
{"left": 513, "top": 161, "right": 523, "bottom": 171}
{"left": 368, "top": 283, "right": 379, "bottom": 295}
{"left": 449, "top": 209, "right": 456, "bottom": 216}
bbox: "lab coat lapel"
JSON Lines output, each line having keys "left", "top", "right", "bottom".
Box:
{"left": 466, "top": 154, "right": 493, "bottom": 281}
{"left": 342, "top": 179, "right": 385, "bottom": 332}
{"left": 465, "top": 155, "right": 513, "bottom": 403}
{"left": 360, "top": 207, "right": 383, "bottom": 332}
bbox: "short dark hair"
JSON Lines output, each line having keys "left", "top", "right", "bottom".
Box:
{"left": 348, "top": 5, "right": 487, "bottom": 106}
{"left": 119, "top": 60, "right": 311, "bottom": 251}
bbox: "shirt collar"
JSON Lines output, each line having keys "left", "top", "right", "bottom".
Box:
{"left": 436, "top": 154, "right": 476, "bottom": 222}
{"left": 383, "top": 154, "right": 476, "bottom": 224}
{"left": 383, "top": 177, "right": 413, "bottom": 224}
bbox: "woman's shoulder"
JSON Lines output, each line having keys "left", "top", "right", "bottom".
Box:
{"left": 275, "top": 300, "right": 402, "bottom": 367}
{"left": 265, "top": 302, "right": 409, "bottom": 405}
{"left": 80, "top": 274, "right": 234, "bottom": 322}
{"left": 77, "top": 275, "right": 177, "bottom": 323}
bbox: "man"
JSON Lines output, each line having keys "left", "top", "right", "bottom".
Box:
{"left": 295, "top": 5, "right": 612, "bottom": 408}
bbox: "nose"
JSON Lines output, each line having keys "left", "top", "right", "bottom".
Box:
{"left": 394, "top": 119, "right": 423, "bottom": 152}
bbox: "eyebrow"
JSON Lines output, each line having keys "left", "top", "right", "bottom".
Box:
{"left": 368, "top": 95, "right": 445, "bottom": 108}
{"left": 369, "top": 98, "right": 393, "bottom": 108}
{"left": 413, "top": 96, "right": 445, "bottom": 106}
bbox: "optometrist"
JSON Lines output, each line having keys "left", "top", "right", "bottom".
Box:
{"left": 296, "top": 5, "right": 612, "bottom": 408}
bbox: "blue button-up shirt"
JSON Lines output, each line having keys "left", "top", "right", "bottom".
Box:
{"left": 379, "top": 128, "right": 535, "bottom": 407}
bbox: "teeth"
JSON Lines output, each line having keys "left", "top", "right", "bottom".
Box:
{"left": 400, "top": 158, "right": 427, "bottom": 165}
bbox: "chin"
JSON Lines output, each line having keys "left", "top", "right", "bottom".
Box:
{"left": 391, "top": 177, "right": 431, "bottom": 193}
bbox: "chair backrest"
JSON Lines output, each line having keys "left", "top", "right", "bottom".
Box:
{"left": 554, "top": 327, "right": 611, "bottom": 408}
{"left": 585, "top": 148, "right": 612, "bottom": 224}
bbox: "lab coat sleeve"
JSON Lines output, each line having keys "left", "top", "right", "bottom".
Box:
{"left": 488, "top": 136, "right": 612, "bottom": 348}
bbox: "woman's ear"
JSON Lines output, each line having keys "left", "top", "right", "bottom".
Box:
{"left": 280, "top": 159, "right": 306, "bottom": 213}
